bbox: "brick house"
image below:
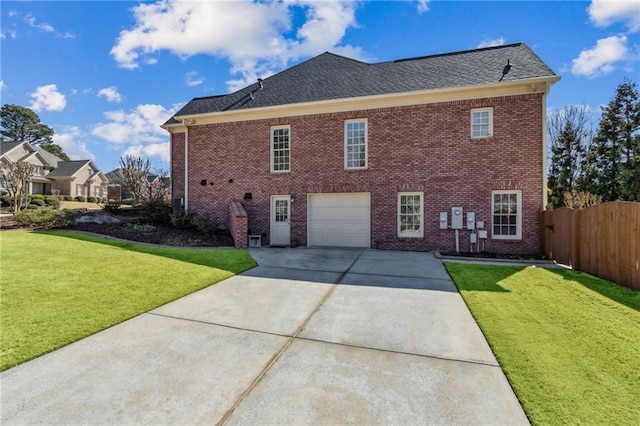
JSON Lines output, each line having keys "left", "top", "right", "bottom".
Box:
{"left": 163, "top": 43, "right": 559, "bottom": 253}
{"left": 0, "top": 141, "right": 108, "bottom": 198}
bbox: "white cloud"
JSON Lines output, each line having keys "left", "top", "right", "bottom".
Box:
{"left": 417, "top": 0, "right": 430, "bottom": 14}
{"left": 477, "top": 37, "right": 506, "bottom": 48}
{"left": 1, "top": 29, "right": 17, "bottom": 39}
{"left": 0, "top": 80, "right": 6, "bottom": 91}
{"left": 29, "top": 84, "right": 67, "bottom": 112}
{"left": 25, "top": 14, "right": 54, "bottom": 32}
{"left": 588, "top": 0, "right": 640, "bottom": 32}
{"left": 571, "top": 35, "right": 628, "bottom": 78}
{"left": 9, "top": 10, "right": 18, "bottom": 18}
{"left": 185, "top": 71, "right": 204, "bottom": 87}
{"left": 91, "top": 104, "right": 179, "bottom": 155}
{"left": 98, "top": 86, "right": 123, "bottom": 103}
{"left": 111, "top": 0, "right": 363, "bottom": 92}
{"left": 123, "top": 142, "right": 170, "bottom": 163}
{"left": 52, "top": 126, "right": 96, "bottom": 161}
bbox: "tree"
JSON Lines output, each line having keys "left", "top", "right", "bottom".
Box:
{"left": 579, "top": 80, "right": 640, "bottom": 201}
{"left": 119, "top": 155, "right": 153, "bottom": 205}
{"left": 1, "top": 104, "right": 54, "bottom": 144}
{"left": 0, "top": 161, "right": 36, "bottom": 213}
{"left": 547, "top": 105, "right": 592, "bottom": 207}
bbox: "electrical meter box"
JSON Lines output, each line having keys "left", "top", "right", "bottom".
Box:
{"left": 478, "top": 230, "right": 488, "bottom": 239}
{"left": 466, "top": 212, "right": 476, "bottom": 230}
{"left": 451, "top": 207, "right": 463, "bottom": 229}
{"left": 439, "top": 212, "right": 448, "bottom": 229}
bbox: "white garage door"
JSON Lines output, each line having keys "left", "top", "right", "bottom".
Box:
{"left": 308, "top": 193, "right": 370, "bottom": 248}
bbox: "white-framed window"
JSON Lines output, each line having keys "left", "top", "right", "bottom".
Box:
{"left": 76, "top": 184, "right": 84, "bottom": 196}
{"left": 87, "top": 167, "right": 93, "bottom": 176}
{"left": 398, "top": 192, "right": 424, "bottom": 238}
{"left": 492, "top": 190, "right": 522, "bottom": 239}
{"left": 95, "top": 186, "right": 102, "bottom": 197}
{"left": 33, "top": 165, "right": 43, "bottom": 176}
{"left": 270, "top": 125, "right": 290, "bottom": 173}
{"left": 471, "top": 107, "right": 493, "bottom": 138}
{"left": 344, "top": 119, "right": 367, "bottom": 169}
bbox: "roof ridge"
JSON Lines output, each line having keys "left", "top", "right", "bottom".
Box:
{"left": 392, "top": 42, "right": 525, "bottom": 64}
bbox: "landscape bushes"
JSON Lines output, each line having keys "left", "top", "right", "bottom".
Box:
{"left": 13, "top": 209, "right": 81, "bottom": 228}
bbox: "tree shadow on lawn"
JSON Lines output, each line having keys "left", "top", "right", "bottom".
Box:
{"left": 445, "top": 262, "right": 522, "bottom": 293}
{"left": 34, "top": 230, "right": 256, "bottom": 274}
{"left": 545, "top": 268, "right": 640, "bottom": 313}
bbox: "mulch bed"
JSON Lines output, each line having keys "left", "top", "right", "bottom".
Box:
{"left": 69, "top": 222, "right": 235, "bottom": 247}
{"left": 439, "top": 251, "right": 548, "bottom": 261}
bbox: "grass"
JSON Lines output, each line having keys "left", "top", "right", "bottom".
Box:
{"left": 445, "top": 263, "right": 640, "bottom": 426}
{"left": 0, "top": 231, "right": 256, "bottom": 371}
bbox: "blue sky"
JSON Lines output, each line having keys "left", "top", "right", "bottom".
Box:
{"left": 1, "top": 0, "right": 638, "bottom": 173}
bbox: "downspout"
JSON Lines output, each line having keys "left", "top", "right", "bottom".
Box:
{"left": 541, "top": 81, "right": 550, "bottom": 210}
{"left": 182, "top": 119, "right": 189, "bottom": 211}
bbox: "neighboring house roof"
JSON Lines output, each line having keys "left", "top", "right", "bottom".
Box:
{"left": 0, "top": 141, "right": 23, "bottom": 155}
{"left": 46, "top": 160, "right": 108, "bottom": 182}
{"left": 165, "top": 42, "right": 557, "bottom": 125}
{"left": 46, "top": 160, "right": 89, "bottom": 178}
{"left": 34, "top": 146, "right": 63, "bottom": 168}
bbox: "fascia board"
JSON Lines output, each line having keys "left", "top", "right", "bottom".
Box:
{"left": 171, "top": 76, "right": 561, "bottom": 127}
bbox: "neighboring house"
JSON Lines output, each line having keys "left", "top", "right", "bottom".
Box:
{"left": 163, "top": 43, "right": 560, "bottom": 253}
{"left": 0, "top": 141, "right": 108, "bottom": 198}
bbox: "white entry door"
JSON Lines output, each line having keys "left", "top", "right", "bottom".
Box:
{"left": 270, "top": 195, "right": 291, "bottom": 246}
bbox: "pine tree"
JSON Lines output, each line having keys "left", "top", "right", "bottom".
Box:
{"left": 547, "top": 105, "right": 590, "bottom": 207}
{"left": 579, "top": 79, "right": 640, "bottom": 201}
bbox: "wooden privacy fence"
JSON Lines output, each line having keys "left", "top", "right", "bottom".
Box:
{"left": 541, "top": 202, "right": 639, "bottom": 290}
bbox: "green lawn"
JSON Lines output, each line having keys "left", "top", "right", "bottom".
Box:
{"left": 446, "top": 263, "right": 640, "bottom": 426}
{"left": 0, "top": 231, "right": 256, "bottom": 371}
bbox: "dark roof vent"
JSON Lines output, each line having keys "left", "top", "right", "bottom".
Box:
{"left": 257, "top": 78, "right": 263, "bottom": 89}
{"left": 499, "top": 59, "right": 512, "bottom": 82}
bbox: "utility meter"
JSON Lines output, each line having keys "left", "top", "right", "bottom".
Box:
{"left": 451, "top": 207, "right": 463, "bottom": 229}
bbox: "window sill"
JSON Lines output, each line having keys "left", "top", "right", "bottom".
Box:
{"left": 398, "top": 233, "right": 424, "bottom": 239}
{"left": 470, "top": 136, "right": 495, "bottom": 142}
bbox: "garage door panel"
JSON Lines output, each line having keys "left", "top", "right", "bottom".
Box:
{"left": 308, "top": 193, "right": 370, "bottom": 248}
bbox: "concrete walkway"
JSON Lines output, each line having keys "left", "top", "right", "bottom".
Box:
{"left": 1, "top": 248, "right": 529, "bottom": 425}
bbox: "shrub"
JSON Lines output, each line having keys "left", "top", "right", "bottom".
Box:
{"left": 31, "top": 194, "right": 44, "bottom": 200}
{"left": 13, "top": 208, "right": 81, "bottom": 228}
{"left": 141, "top": 199, "right": 172, "bottom": 224}
{"left": 94, "top": 196, "right": 102, "bottom": 203}
{"left": 87, "top": 196, "right": 96, "bottom": 203}
{"left": 193, "top": 214, "right": 218, "bottom": 237}
{"left": 121, "top": 198, "right": 135, "bottom": 205}
{"left": 0, "top": 195, "right": 10, "bottom": 207}
{"left": 74, "top": 196, "right": 86, "bottom": 202}
{"left": 103, "top": 200, "right": 121, "bottom": 214}
{"left": 44, "top": 195, "right": 61, "bottom": 209}
{"left": 170, "top": 212, "right": 195, "bottom": 229}
{"left": 63, "top": 195, "right": 74, "bottom": 201}
{"left": 26, "top": 204, "right": 39, "bottom": 209}
{"left": 30, "top": 199, "right": 45, "bottom": 207}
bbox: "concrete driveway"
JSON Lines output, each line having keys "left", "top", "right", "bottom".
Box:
{"left": 1, "top": 248, "right": 529, "bottom": 425}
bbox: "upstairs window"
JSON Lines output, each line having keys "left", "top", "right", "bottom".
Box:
{"left": 471, "top": 107, "right": 493, "bottom": 138}
{"left": 33, "top": 166, "right": 43, "bottom": 176}
{"left": 345, "top": 119, "right": 367, "bottom": 169}
{"left": 87, "top": 167, "right": 93, "bottom": 176}
{"left": 270, "top": 125, "right": 290, "bottom": 173}
{"left": 492, "top": 190, "right": 522, "bottom": 239}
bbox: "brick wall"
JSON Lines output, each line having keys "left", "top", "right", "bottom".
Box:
{"left": 229, "top": 200, "right": 248, "bottom": 248}
{"left": 171, "top": 94, "right": 544, "bottom": 254}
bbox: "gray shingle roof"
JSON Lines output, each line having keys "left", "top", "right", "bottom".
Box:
{"left": 165, "top": 42, "right": 556, "bottom": 125}
{"left": 46, "top": 160, "right": 89, "bottom": 178}
{"left": 0, "top": 141, "right": 23, "bottom": 155}
{"left": 34, "top": 146, "right": 63, "bottom": 167}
